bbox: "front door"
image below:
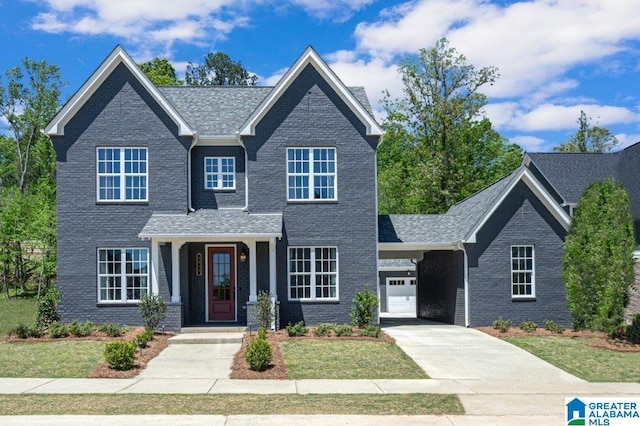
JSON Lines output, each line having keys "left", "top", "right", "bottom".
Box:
{"left": 207, "top": 246, "right": 235, "bottom": 321}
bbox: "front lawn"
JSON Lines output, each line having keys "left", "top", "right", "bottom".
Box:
{"left": 0, "top": 297, "right": 37, "bottom": 337}
{"left": 503, "top": 336, "right": 640, "bottom": 382}
{"left": 281, "top": 339, "right": 428, "bottom": 379}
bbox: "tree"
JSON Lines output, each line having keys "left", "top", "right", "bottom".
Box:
{"left": 378, "top": 38, "right": 521, "bottom": 214}
{"left": 138, "top": 58, "right": 181, "bottom": 86}
{"left": 185, "top": 52, "right": 257, "bottom": 86}
{"left": 562, "top": 178, "right": 635, "bottom": 332}
{"left": 554, "top": 110, "right": 619, "bottom": 153}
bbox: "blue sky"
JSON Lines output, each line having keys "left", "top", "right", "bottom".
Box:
{"left": 1, "top": 0, "right": 640, "bottom": 152}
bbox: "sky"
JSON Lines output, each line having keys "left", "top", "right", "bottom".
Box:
{"left": 1, "top": 0, "right": 640, "bottom": 152}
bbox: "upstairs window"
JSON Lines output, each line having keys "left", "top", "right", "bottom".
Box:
{"left": 287, "top": 148, "right": 336, "bottom": 201}
{"left": 204, "top": 157, "right": 235, "bottom": 190}
{"left": 511, "top": 245, "right": 535, "bottom": 298}
{"left": 97, "top": 148, "right": 147, "bottom": 201}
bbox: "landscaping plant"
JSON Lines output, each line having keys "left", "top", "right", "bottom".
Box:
{"left": 286, "top": 321, "right": 307, "bottom": 337}
{"left": 492, "top": 317, "right": 512, "bottom": 333}
{"left": 543, "top": 319, "right": 565, "bottom": 334}
{"left": 359, "top": 325, "right": 381, "bottom": 338}
{"left": 350, "top": 285, "right": 378, "bottom": 328}
{"left": 47, "top": 322, "right": 69, "bottom": 338}
{"left": 137, "top": 294, "right": 167, "bottom": 332}
{"left": 35, "top": 287, "right": 60, "bottom": 329}
{"left": 313, "top": 323, "right": 335, "bottom": 337}
{"left": 253, "top": 291, "right": 274, "bottom": 330}
{"left": 245, "top": 328, "right": 272, "bottom": 372}
{"left": 334, "top": 324, "right": 353, "bottom": 336}
{"left": 69, "top": 320, "right": 94, "bottom": 337}
{"left": 99, "top": 323, "right": 123, "bottom": 337}
{"left": 104, "top": 341, "right": 137, "bottom": 370}
{"left": 519, "top": 321, "right": 537, "bottom": 333}
{"left": 625, "top": 314, "right": 640, "bottom": 343}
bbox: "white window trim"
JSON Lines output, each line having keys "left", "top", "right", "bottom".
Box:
{"left": 287, "top": 246, "right": 339, "bottom": 301}
{"left": 96, "top": 147, "right": 148, "bottom": 202}
{"left": 510, "top": 245, "right": 536, "bottom": 298}
{"left": 286, "top": 147, "right": 337, "bottom": 201}
{"left": 97, "top": 247, "right": 149, "bottom": 303}
{"left": 204, "top": 156, "right": 236, "bottom": 190}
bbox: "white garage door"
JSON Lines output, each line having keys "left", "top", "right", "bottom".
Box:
{"left": 386, "top": 277, "right": 416, "bottom": 314}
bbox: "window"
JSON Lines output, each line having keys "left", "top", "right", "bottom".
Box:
{"left": 97, "top": 148, "right": 147, "bottom": 201}
{"left": 288, "top": 247, "right": 338, "bottom": 300}
{"left": 98, "top": 248, "right": 149, "bottom": 302}
{"left": 204, "top": 157, "right": 235, "bottom": 190}
{"left": 511, "top": 245, "right": 535, "bottom": 297}
{"left": 287, "top": 148, "right": 336, "bottom": 200}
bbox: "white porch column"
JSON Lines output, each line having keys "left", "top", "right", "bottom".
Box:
{"left": 248, "top": 239, "right": 257, "bottom": 302}
{"left": 269, "top": 237, "right": 277, "bottom": 297}
{"left": 151, "top": 239, "right": 159, "bottom": 296}
{"left": 171, "top": 240, "right": 185, "bottom": 303}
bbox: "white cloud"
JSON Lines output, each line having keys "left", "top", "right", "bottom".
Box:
{"left": 289, "top": 0, "right": 374, "bottom": 21}
{"left": 614, "top": 133, "right": 640, "bottom": 150}
{"left": 510, "top": 135, "right": 545, "bottom": 152}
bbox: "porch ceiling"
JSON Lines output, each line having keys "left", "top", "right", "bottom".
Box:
{"left": 138, "top": 209, "right": 282, "bottom": 240}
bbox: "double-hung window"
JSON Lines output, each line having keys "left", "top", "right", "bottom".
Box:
{"left": 97, "top": 147, "right": 147, "bottom": 201}
{"left": 511, "top": 245, "right": 535, "bottom": 297}
{"left": 98, "top": 248, "right": 149, "bottom": 303}
{"left": 204, "top": 157, "right": 235, "bottom": 190}
{"left": 287, "top": 148, "right": 336, "bottom": 201}
{"left": 288, "top": 247, "right": 338, "bottom": 300}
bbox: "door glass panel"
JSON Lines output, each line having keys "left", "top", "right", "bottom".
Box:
{"left": 213, "top": 252, "right": 231, "bottom": 301}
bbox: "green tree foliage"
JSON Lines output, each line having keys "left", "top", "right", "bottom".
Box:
{"left": 138, "top": 58, "right": 181, "bottom": 86}
{"left": 554, "top": 110, "right": 619, "bottom": 153}
{"left": 185, "top": 52, "right": 257, "bottom": 86}
{"left": 562, "top": 179, "right": 635, "bottom": 332}
{"left": 378, "top": 38, "right": 522, "bottom": 214}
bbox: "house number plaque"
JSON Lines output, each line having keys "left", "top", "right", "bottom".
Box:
{"left": 195, "top": 253, "right": 203, "bottom": 276}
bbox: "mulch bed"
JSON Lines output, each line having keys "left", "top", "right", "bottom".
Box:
{"left": 230, "top": 329, "right": 396, "bottom": 380}
{"left": 477, "top": 326, "right": 640, "bottom": 353}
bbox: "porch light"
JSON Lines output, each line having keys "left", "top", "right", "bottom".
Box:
{"left": 239, "top": 248, "right": 248, "bottom": 263}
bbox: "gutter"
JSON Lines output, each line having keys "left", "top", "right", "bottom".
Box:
{"left": 455, "top": 241, "right": 470, "bottom": 328}
{"left": 187, "top": 133, "right": 199, "bottom": 213}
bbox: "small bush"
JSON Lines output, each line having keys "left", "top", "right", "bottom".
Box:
{"left": 12, "top": 323, "right": 30, "bottom": 339}
{"left": 27, "top": 326, "right": 44, "bottom": 338}
{"left": 350, "top": 285, "right": 379, "bottom": 328}
{"left": 519, "top": 321, "right": 538, "bottom": 333}
{"left": 492, "top": 317, "right": 512, "bottom": 333}
{"left": 359, "top": 325, "right": 381, "bottom": 338}
{"left": 543, "top": 319, "right": 565, "bottom": 334}
{"left": 313, "top": 323, "right": 335, "bottom": 337}
{"left": 334, "top": 324, "right": 354, "bottom": 337}
{"left": 253, "top": 291, "right": 274, "bottom": 330}
{"left": 99, "top": 323, "right": 123, "bottom": 337}
{"left": 69, "top": 320, "right": 94, "bottom": 337}
{"left": 625, "top": 314, "right": 640, "bottom": 343}
{"left": 135, "top": 330, "right": 153, "bottom": 348}
{"left": 137, "top": 294, "right": 167, "bottom": 332}
{"left": 286, "top": 321, "right": 307, "bottom": 337}
{"left": 257, "top": 326, "right": 267, "bottom": 340}
{"left": 35, "top": 288, "right": 60, "bottom": 329}
{"left": 104, "top": 341, "right": 137, "bottom": 370}
{"left": 245, "top": 337, "right": 272, "bottom": 372}
{"left": 48, "top": 322, "right": 69, "bottom": 339}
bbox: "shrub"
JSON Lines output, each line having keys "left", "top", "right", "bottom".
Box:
{"left": 245, "top": 337, "right": 272, "bottom": 372}
{"left": 286, "top": 321, "right": 307, "bottom": 337}
{"left": 253, "top": 291, "right": 274, "bottom": 330}
{"left": 334, "top": 324, "right": 354, "bottom": 337}
{"left": 359, "top": 325, "right": 381, "bottom": 338}
{"left": 99, "top": 323, "right": 123, "bottom": 337}
{"left": 313, "top": 323, "right": 335, "bottom": 337}
{"left": 48, "top": 322, "right": 69, "bottom": 338}
{"left": 543, "top": 319, "right": 565, "bottom": 334}
{"left": 257, "top": 326, "right": 267, "bottom": 340}
{"left": 69, "top": 320, "right": 94, "bottom": 337}
{"left": 137, "top": 294, "right": 167, "bottom": 332}
{"left": 35, "top": 287, "right": 60, "bottom": 329}
{"left": 27, "top": 326, "right": 44, "bottom": 338}
{"left": 104, "top": 341, "right": 137, "bottom": 370}
{"left": 519, "top": 321, "right": 538, "bottom": 333}
{"left": 350, "top": 285, "right": 379, "bottom": 328}
{"left": 625, "top": 314, "right": 640, "bottom": 343}
{"left": 492, "top": 317, "right": 512, "bottom": 333}
{"left": 135, "top": 330, "right": 153, "bottom": 348}
{"left": 12, "top": 323, "right": 30, "bottom": 339}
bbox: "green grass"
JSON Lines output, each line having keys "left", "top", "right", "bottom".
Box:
{"left": 0, "top": 341, "right": 105, "bottom": 378}
{"left": 503, "top": 336, "right": 640, "bottom": 382}
{"left": 0, "top": 297, "right": 37, "bottom": 337}
{"left": 0, "top": 394, "right": 463, "bottom": 415}
{"left": 281, "top": 339, "right": 428, "bottom": 379}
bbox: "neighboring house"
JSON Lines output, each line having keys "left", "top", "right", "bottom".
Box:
{"left": 45, "top": 45, "right": 383, "bottom": 331}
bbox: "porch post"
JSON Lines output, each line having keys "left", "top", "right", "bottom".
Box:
{"left": 248, "top": 240, "right": 257, "bottom": 302}
{"left": 171, "top": 240, "right": 185, "bottom": 303}
{"left": 269, "top": 237, "right": 277, "bottom": 297}
{"left": 151, "top": 239, "right": 159, "bottom": 295}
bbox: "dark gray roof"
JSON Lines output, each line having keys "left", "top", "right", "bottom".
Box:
{"left": 378, "top": 258, "right": 415, "bottom": 269}
{"left": 139, "top": 209, "right": 282, "bottom": 238}
{"left": 159, "top": 85, "right": 374, "bottom": 136}
{"left": 527, "top": 153, "right": 619, "bottom": 203}
{"left": 378, "top": 214, "right": 462, "bottom": 244}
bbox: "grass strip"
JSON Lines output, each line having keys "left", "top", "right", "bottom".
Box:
{"left": 504, "top": 336, "right": 640, "bottom": 382}
{"left": 0, "top": 297, "right": 37, "bottom": 337}
{"left": 0, "top": 394, "right": 463, "bottom": 416}
{"left": 281, "top": 340, "right": 428, "bottom": 379}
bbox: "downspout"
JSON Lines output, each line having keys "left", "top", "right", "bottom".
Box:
{"left": 455, "top": 242, "right": 470, "bottom": 328}
{"left": 187, "top": 133, "right": 199, "bottom": 213}
{"left": 236, "top": 132, "right": 249, "bottom": 211}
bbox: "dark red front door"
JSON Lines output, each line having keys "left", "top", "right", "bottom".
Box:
{"left": 207, "top": 247, "right": 235, "bottom": 321}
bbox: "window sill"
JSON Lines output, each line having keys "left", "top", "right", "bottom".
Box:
{"left": 287, "top": 200, "right": 338, "bottom": 204}
{"left": 511, "top": 297, "right": 536, "bottom": 302}
{"left": 205, "top": 188, "right": 236, "bottom": 193}
{"left": 97, "top": 302, "right": 139, "bottom": 307}
{"left": 95, "top": 201, "right": 149, "bottom": 206}
{"left": 287, "top": 299, "right": 340, "bottom": 304}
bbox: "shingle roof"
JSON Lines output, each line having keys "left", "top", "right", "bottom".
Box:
{"left": 159, "top": 85, "right": 374, "bottom": 136}
{"left": 378, "top": 258, "right": 415, "bottom": 269}
{"left": 139, "top": 209, "right": 282, "bottom": 238}
{"left": 378, "top": 214, "right": 462, "bottom": 244}
{"left": 527, "top": 152, "right": 619, "bottom": 203}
